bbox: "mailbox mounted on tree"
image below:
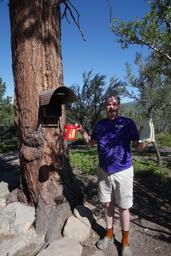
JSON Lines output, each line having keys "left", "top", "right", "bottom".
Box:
{"left": 39, "top": 86, "right": 77, "bottom": 127}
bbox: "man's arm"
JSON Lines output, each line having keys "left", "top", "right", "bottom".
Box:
{"left": 76, "top": 125, "right": 96, "bottom": 146}
{"left": 133, "top": 140, "right": 146, "bottom": 152}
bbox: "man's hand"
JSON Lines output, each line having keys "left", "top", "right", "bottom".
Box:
{"left": 75, "top": 124, "right": 84, "bottom": 134}
{"left": 75, "top": 124, "right": 96, "bottom": 145}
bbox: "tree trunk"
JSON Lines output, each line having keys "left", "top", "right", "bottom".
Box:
{"left": 9, "top": 0, "right": 83, "bottom": 241}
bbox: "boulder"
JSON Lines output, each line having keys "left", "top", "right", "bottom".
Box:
{"left": 63, "top": 215, "right": 90, "bottom": 243}
{"left": 0, "top": 202, "right": 35, "bottom": 235}
{"left": 37, "top": 237, "right": 82, "bottom": 256}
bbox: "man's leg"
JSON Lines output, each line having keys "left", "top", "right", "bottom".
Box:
{"left": 96, "top": 201, "right": 114, "bottom": 249}
{"left": 119, "top": 208, "right": 133, "bottom": 255}
{"left": 96, "top": 167, "right": 114, "bottom": 249}
{"left": 105, "top": 201, "right": 115, "bottom": 238}
{"left": 119, "top": 207, "right": 130, "bottom": 246}
{"left": 114, "top": 167, "right": 133, "bottom": 255}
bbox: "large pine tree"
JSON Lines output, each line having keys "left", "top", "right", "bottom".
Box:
{"left": 9, "top": 0, "right": 83, "bottom": 240}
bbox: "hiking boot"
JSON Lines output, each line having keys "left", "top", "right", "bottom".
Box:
{"left": 96, "top": 236, "right": 114, "bottom": 250}
{"left": 121, "top": 246, "right": 133, "bottom": 256}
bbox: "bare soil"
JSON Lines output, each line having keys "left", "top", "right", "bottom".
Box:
{"left": 76, "top": 171, "right": 171, "bottom": 256}
{"left": 0, "top": 150, "right": 171, "bottom": 256}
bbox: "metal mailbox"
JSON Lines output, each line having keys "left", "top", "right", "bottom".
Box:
{"left": 39, "top": 86, "right": 77, "bottom": 127}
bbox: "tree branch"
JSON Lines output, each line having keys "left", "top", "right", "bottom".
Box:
{"left": 150, "top": 44, "right": 171, "bottom": 62}
{"left": 129, "top": 36, "right": 171, "bottom": 62}
{"left": 61, "top": 0, "right": 86, "bottom": 41}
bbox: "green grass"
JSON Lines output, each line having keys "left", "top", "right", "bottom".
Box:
{"left": 69, "top": 146, "right": 168, "bottom": 178}
{"left": 69, "top": 147, "right": 98, "bottom": 175}
{"left": 133, "top": 159, "right": 167, "bottom": 177}
{"left": 156, "top": 133, "right": 171, "bottom": 147}
{"left": 0, "top": 125, "right": 17, "bottom": 153}
{"left": 0, "top": 141, "right": 18, "bottom": 153}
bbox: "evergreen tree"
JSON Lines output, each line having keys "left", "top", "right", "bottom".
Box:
{"left": 0, "top": 77, "right": 15, "bottom": 151}
{"left": 69, "top": 70, "right": 126, "bottom": 133}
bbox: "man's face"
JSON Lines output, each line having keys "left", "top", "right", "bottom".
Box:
{"left": 105, "top": 96, "right": 120, "bottom": 120}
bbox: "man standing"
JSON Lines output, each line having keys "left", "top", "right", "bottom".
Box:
{"left": 77, "top": 95, "right": 145, "bottom": 256}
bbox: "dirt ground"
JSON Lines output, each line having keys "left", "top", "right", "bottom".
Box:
{"left": 0, "top": 151, "right": 171, "bottom": 256}
{"left": 77, "top": 171, "right": 171, "bottom": 256}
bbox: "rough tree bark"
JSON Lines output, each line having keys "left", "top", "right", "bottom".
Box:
{"left": 9, "top": 0, "right": 83, "bottom": 242}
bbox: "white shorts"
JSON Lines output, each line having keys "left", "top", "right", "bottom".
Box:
{"left": 97, "top": 166, "right": 134, "bottom": 209}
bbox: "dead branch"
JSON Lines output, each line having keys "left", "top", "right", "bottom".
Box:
{"left": 60, "top": 0, "right": 86, "bottom": 41}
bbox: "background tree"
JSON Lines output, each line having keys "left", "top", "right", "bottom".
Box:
{"left": 124, "top": 53, "right": 171, "bottom": 165}
{"left": 125, "top": 54, "right": 171, "bottom": 128}
{"left": 0, "top": 77, "right": 16, "bottom": 152}
{"left": 9, "top": 0, "right": 83, "bottom": 244}
{"left": 111, "top": 0, "right": 171, "bottom": 62}
{"left": 68, "top": 70, "right": 126, "bottom": 133}
{"left": 111, "top": 0, "right": 171, "bottom": 166}
{"left": 111, "top": 0, "right": 171, "bottom": 130}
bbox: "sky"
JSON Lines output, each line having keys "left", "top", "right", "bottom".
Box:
{"left": 0, "top": 0, "right": 150, "bottom": 101}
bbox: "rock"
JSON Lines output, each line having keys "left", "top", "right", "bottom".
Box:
{"left": 0, "top": 181, "right": 10, "bottom": 199}
{"left": 90, "top": 250, "right": 105, "bottom": 256}
{"left": 84, "top": 201, "right": 96, "bottom": 211}
{"left": 0, "top": 229, "right": 40, "bottom": 256}
{"left": 0, "top": 198, "right": 6, "bottom": 209}
{"left": 37, "top": 237, "right": 82, "bottom": 256}
{"left": 74, "top": 204, "right": 94, "bottom": 227}
{"left": 63, "top": 215, "right": 91, "bottom": 242}
{"left": 0, "top": 202, "right": 35, "bottom": 235}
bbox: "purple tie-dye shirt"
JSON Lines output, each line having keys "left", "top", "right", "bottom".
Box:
{"left": 91, "top": 116, "right": 139, "bottom": 174}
